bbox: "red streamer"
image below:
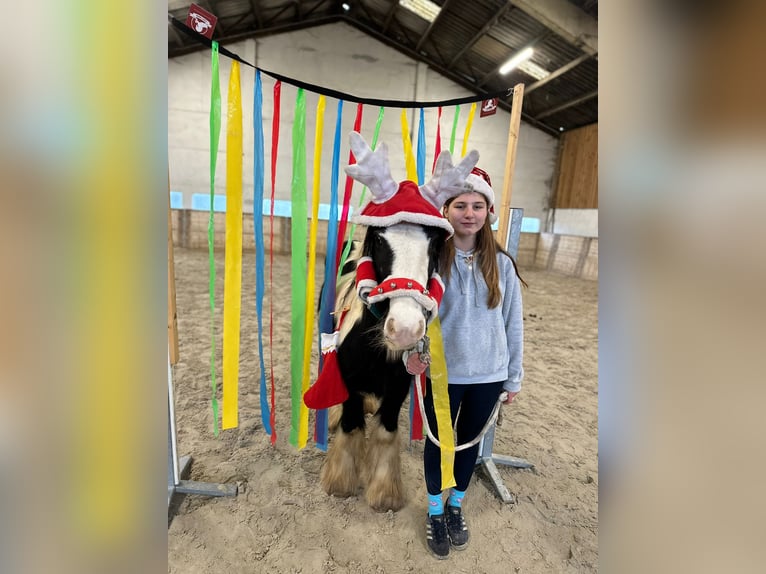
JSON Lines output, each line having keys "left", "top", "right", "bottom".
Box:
{"left": 268, "top": 80, "right": 281, "bottom": 445}
{"left": 432, "top": 106, "right": 442, "bottom": 173}
{"left": 335, "top": 103, "right": 364, "bottom": 271}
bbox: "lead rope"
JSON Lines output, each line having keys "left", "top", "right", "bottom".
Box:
{"left": 410, "top": 337, "right": 507, "bottom": 451}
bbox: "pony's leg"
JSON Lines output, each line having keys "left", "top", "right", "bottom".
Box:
{"left": 364, "top": 381, "right": 409, "bottom": 512}
{"left": 327, "top": 394, "right": 377, "bottom": 433}
{"left": 327, "top": 404, "right": 342, "bottom": 432}
{"left": 321, "top": 393, "right": 365, "bottom": 497}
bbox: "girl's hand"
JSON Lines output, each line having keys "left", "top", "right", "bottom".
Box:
{"left": 503, "top": 391, "right": 519, "bottom": 405}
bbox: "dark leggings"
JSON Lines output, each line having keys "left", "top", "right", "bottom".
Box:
{"left": 423, "top": 379, "right": 505, "bottom": 495}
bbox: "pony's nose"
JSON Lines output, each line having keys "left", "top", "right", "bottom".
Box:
{"left": 384, "top": 316, "right": 425, "bottom": 350}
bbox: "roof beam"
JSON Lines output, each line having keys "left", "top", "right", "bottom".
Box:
{"left": 206, "top": 0, "right": 226, "bottom": 35}
{"left": 510, "top": 0, "right": 597, "bottom": 55}
{"left": 169, "top": 21, "right": 185, "bottom": 46}
{"left": 415, "top": 0, "right": 454, "bottom": 53}
{"left": 343, "top": 17, "right": 561, "bottom": 137}
{"left": 248, "top": 0, "right": 262, "bottom": 28}
{"left": 533, "top": 89, "right": 597, "bottom": 119}
{"left": 382, "top": 0, "right": 398, "bottom": 34}
{"left": 525, "top": 52, "right": 592, "bottom": 93}
{"left": 476, "top": 32, "right": 549, "bottom": 88}
{"left": 448, "top": 3, "right": 514, "bottom": 67}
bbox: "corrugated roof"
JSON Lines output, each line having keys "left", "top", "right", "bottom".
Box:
{"left": 168, "top": 0, "right": 598, "bottom": 136}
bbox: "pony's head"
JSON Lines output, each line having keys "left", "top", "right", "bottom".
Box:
{"left": 340, "top": 132, "right": 479, "bottom": 352}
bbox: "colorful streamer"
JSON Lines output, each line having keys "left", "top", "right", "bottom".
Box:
{"left": 416, "top": 108, "right": 426, "bottom": 185}
{"left": 289, "top": 89, "right": 309, "bottom": 449}
{"left": 337, "top": 106, "right": 385, "bottom": 280}
{"left": 222, "top": 60, "right": 243, "bottom": 430}
{"left": 449, "top": 105, "right": 460, "bottom": 155}
{"left": 410, "top": 374, "right": 425, "bottom": 441}
{"left": 432, "top": 106, "right": 442, "bottom": 172}
{"left": 427, "top": 317, "right": 456, "bottom": 490}
{"left": 207, "top": 42, "right": 221, "bottom": 436}
{"left": 299, "top": 95, "right": 326, "bottom": 448}
{"left": 400, "top": 109, "right": 418, "bottom": 182}
{"left": 268, "top": 81, "right": 282, "bottom": 445}
{"left": 253, "top": 70, "right": 272, "bottom": 436}
{"left": 335, "top": 103, "right": 364, "bottom": 274}
{"left": 315, "top": 99, "right": 345, "bottom": 451}
{"left": 461, "top": 102, "right": 477, "bottom": 158}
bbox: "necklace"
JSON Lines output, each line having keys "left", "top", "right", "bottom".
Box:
{"left": 461, "top": 249, "right": 476, "bottom": 270}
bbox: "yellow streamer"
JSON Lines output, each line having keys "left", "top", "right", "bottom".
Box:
{"left": 427, "top": 317, "right": 456, "bottom": 490}
{"left": 400, "top": 109, "right": 418, "bottom": 181}
{"left": 299, "top": 95, "right": 326, "bottom": 446}
{"left": 460, "top": 102, "right": 477, "bottom": 157}
{"left": 222, "top": 61, "right": 243, "bottom": 430}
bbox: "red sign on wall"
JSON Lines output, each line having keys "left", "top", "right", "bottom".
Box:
{"left": 480, "top": 98, "right": 498, "bottom": 117}
{"left": 186, "top": 3, "right": 218, "bottom": 39}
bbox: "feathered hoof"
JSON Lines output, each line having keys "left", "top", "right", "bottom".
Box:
{"left": 320, "top": 428, "right": 364, "bottom": 497}
{"left": 364, "top": 421, "right": 405, "bottom": 512}
{"left": 365, "top": 479, "right": 406, "bottom": 512}
{"left": 320, "top": 463, "right": 359, "bottom": 498}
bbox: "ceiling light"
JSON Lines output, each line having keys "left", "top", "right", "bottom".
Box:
{"left": 499, "top": 47, "right": 534, "bottom": 75}
{"left": 342, "top": 2, "right": 350, "bottom": 10}
{"left": 517, "top": 59, "right": 549, "bottom": 81}
{"left": 399, "top": 0, "right": 441, "bottom": 23}
{"left": 559, "top": 127, "right": 565, "bottom": 131}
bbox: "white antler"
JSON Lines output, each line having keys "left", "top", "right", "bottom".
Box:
{"left": 419, "top": 149, "right": 480, "bottom": 210}
{"left": 344, "top": 132, "right": 398, "bottom": 204}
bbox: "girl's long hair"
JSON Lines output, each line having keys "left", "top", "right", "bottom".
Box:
{"left": 439, "top": 205, "right": 527, "bottom": 308}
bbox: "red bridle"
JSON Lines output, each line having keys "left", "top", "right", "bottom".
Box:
{"left": 354, "top": 256, "right": 444, "bottom": 321}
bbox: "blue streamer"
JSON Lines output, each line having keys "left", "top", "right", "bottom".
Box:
{"left": 314, "top": 99, "right": 344, "bottom": 451}
{"left": 416, "top": 108, "right": 426, "bottom": 185}
{"left": 254, "top": 71, "right": 272, "bottom": 436}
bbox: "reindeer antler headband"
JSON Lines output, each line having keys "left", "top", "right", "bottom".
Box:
{"left": 344, "top": 132, "right": 479, "bottom": 236}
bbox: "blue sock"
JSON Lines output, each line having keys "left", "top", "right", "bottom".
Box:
{"left": 427, "top": 493, "right": 444, "bottom": 516}
{"left": 448, "top": 488, "right": 466, "bottom": 508}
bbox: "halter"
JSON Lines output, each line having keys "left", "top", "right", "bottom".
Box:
{"left": 355, "top": 256, "right": 445, "bottom": 322}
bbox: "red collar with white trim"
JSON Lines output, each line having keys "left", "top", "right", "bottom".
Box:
{"left": 354, "top": 257, "right": 445, "bottom": 321}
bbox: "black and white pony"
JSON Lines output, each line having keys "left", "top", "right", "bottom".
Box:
{"left": 306, "top": 132, "right": 478, "bottom": 512}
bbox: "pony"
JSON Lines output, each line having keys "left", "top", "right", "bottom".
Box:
{"left": 304, "top": 132, "right": 479, "bottom": 511}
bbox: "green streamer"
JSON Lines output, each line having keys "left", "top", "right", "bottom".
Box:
{"left": 208, "top": 42, "right": 221, "bottom": 436}
{"left": 449, "top": 104, "right": 460, "bottom": 155}
{"left": 289, "top": 89, "right": 308, "bottom": 448}
{"left": 337, "top": 106, "right": 385, "bottom": 281}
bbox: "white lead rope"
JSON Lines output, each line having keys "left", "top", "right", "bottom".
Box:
{"left": 413, "top": 374, "right": 508, "bottom": 451}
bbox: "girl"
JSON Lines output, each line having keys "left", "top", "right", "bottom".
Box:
{"left": 423, "top": 167, "right": 526, "bottom": 559}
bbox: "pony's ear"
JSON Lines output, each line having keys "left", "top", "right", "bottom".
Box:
{"left": 344, "top": 132, "right": 398, "bottom": 203}
{"left": 419, "top": 149, "right": 480, "bottom": 209}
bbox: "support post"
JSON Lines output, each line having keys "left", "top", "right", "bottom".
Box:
{"left": 168, "top": 350, "right": 237, "bottom": 515}
{"left": 496, "top": 83, "right": 525, "bottom": 248}
{"left": 167, "top": 174, "right": 236, "bottom": 517}
{"left": 168, "top": 175, "right": 179, "bottom": 365}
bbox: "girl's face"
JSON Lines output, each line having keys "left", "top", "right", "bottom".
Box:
{"left": 444, "top": 191, "right": 488, "bottom": 239}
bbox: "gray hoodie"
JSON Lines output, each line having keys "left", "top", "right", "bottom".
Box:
{"left": 439, "top": 247, "right": 524, "bottom": 393}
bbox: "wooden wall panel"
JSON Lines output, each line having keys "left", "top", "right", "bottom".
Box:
{"left": 554, "top": 123, "right": 598, "bottom": 209}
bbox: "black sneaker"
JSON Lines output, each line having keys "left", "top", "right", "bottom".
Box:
{"left": 446, "top": 505, "right": 470, "bottom": 549}
{"left": 425, "top": 513, "right": 450, "bottom": 559}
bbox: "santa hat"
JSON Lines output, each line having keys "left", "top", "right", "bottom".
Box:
{"left": 352, "top": 180, "right": 454, "bottom": 236}
{"left": 463, "top": 166, "right": 497, "bottom": 224}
